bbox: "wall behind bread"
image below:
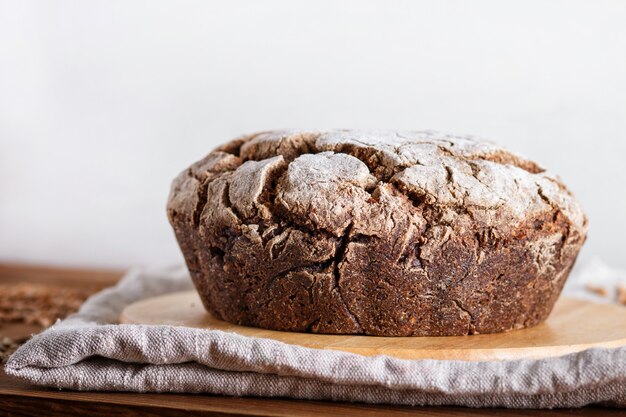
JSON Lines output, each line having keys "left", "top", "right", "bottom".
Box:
{"left": 1, "top": 0, "right": 625, "bottom": 269}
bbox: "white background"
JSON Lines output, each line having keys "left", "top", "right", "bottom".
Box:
{"left": 1, "top": 0, "right": 625, "bottom": 269}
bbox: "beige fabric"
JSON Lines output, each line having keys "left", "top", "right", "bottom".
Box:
{"left": 5, "top": 265, "right": 625, "bottom": 408}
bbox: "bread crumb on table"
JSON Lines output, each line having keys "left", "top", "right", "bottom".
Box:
{"left": 585, "top": 284, "right": 609, "bottom": 298}
{"left": 618, "top": 285, "right": 626, "bottom": 305}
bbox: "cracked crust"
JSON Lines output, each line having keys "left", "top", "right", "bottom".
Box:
{"left": 167, "top": 130, "right": 588, "bottom": 336}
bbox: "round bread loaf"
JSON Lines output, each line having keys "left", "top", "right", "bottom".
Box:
{"left": 167, "top": 130, "right": 587, "bottom": 336}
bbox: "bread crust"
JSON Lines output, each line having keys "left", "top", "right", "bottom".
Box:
{"left": 167, "top": 130, "right": 587, "bottom": 336}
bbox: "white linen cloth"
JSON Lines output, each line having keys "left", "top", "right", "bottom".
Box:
{"left": 5, "top": 263, "right": 625, "bottom": 408}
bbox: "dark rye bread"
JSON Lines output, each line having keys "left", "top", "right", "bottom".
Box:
{"left": 167, "top": 130, "right": 588, "bottom": 336}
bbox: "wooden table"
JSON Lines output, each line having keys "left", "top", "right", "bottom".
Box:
{"left": 0, "top": 263, "right": 622, "bottom": 417}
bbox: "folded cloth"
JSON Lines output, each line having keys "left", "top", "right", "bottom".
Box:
{"left": 5, "top": 264, "right": 625, "bottom": 409}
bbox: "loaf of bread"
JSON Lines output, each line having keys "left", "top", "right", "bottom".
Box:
{"left": 167, "top": 130, "right": 587, "bottom": 336}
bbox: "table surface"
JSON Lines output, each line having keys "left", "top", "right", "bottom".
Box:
{"left": 0, "top": 262, "right": 622, "bottom": 417}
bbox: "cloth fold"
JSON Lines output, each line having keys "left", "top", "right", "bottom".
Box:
{"left": 5, "top": 264, "right": 626, "bottom": 408}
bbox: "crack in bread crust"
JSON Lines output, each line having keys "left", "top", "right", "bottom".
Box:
{"left": 167, "top": 130, "right": 588, "bottom": 336}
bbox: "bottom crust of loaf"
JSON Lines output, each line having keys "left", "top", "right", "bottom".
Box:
{"left": 172, "top": 208, "right": 581, "bottom": 337}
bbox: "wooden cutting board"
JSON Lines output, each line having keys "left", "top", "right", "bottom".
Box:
{"left": 120, "top": 292, "right": 626, "bottom": 361}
